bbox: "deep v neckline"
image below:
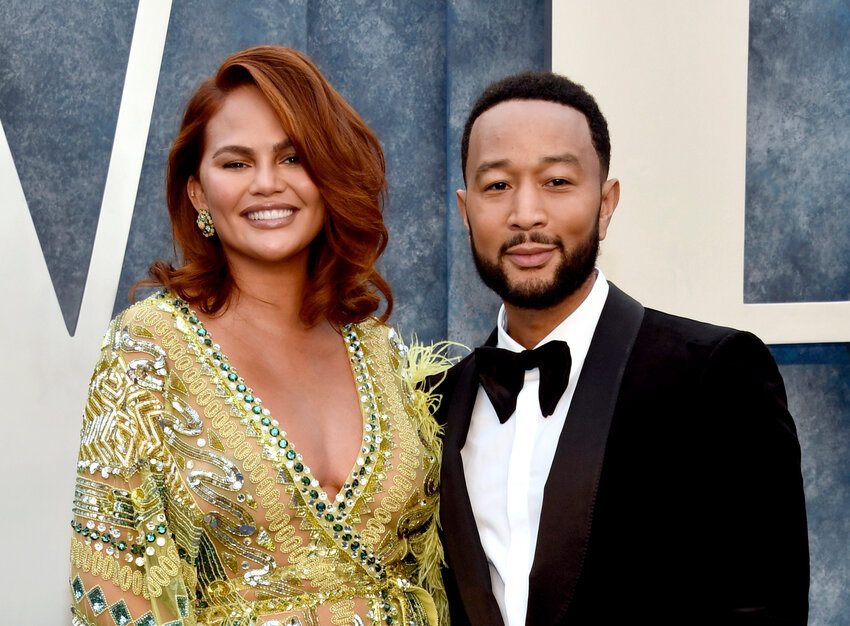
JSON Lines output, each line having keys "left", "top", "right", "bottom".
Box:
{"left": 167, "top": 292, "right": 385, "bottom": 524}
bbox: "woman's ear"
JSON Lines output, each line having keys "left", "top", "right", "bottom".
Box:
{"left": 187, "top": 177, "right": 205, "bottom": 212}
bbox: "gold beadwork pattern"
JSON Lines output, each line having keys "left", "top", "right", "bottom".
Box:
{"left": 70, "top": 291, "right": 447, "bottom": 625}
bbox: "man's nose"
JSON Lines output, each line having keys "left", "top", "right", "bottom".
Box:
{"left": 509, "top": 185, "right": 546, "bottom": 230}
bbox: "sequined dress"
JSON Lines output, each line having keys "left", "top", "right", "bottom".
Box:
{"left": 69, "top": 292, "right": 446, "bottom": 626}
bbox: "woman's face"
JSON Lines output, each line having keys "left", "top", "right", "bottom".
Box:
{"left": 188, "top": 85, "right": 325, "bottom": 276}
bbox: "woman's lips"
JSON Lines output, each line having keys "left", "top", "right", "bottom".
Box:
{"left": 242, "top": 204, "right": 297, "bottom": 228}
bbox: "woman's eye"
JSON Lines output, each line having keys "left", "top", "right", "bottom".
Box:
{"left": 283, "top": 154, "right": 301, "bottom": 164}
{"left": 223, "top": 161, "right": 247, "bottom": 169}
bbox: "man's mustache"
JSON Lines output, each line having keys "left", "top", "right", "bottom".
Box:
{"left": 499, "top": 233, "right": 564, "bottom": 256}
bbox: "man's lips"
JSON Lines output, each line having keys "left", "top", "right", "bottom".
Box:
{"left": 504, "top": 244, "right": 557, "bottom": 268}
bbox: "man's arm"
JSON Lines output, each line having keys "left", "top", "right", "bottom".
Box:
{"left": 700, "top": 330, "right": 809, "bottom": 624}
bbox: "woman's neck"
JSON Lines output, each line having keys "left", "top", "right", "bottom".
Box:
{"left": 217, "top": 253, "right": 318, "bottom": 339}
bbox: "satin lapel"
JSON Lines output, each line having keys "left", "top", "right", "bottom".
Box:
{"left": 526, "top": 283, "right": 645, "bottom": 624}
{"left": 440, "top": 343, "right": 505, "bottom": 625}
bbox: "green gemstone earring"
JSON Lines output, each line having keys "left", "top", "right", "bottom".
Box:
{"left": 196, "top": 208, "right": 215, "bottom": 238}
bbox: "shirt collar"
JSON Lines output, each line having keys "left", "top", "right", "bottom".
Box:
{"left": 496, "top": 268, "right": 610, "bottom": 354}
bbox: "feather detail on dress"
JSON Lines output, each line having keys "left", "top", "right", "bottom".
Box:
{"left": 393, "top": 332, "right": 467, "bottom": 625}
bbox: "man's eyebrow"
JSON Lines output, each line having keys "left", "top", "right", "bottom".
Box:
{"left": 541, "top": 152, "right": 581, "bottom": 167}
{"left": 474, "top": 153, "right": 582, "bottom": 179}
{"left": 475, "top": 159, "right": 510, "bottom": 178}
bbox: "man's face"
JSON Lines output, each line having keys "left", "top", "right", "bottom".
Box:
{"left": 458, "top": 99, "right": 619, "bottom": 309}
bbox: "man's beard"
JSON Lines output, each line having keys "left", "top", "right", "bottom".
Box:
{"left": 469, "top": 222, "right": 599, "bottom": 310}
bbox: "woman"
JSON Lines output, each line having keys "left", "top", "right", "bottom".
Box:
{"left": 69, "top": 46, "right": 447, "bottom": 626}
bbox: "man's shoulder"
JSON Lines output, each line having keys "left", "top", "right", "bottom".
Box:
{"left": 642, "top": 306, "right": 737, "bottom": 342}
{"left": 604, "top": 282, "right": 756, "bottom": 352}
{"left": 634, "top": 305, "right": 774, "bottom": 372}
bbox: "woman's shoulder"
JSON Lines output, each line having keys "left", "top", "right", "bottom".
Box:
{"left": 112, "top": 289, "right": 170, "bottom": 321}
{"left": 349, "top": 316, "right": 386, "bottom": 337}
{"left": 103, "top": 289, "right": 192, "bottom": 349}
{"left": 349, "top": 317, "right": 407, "bottom": 364}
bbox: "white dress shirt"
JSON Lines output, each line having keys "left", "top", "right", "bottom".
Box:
{"left": 460, "top": 270, "right": 609, "bottom": 626}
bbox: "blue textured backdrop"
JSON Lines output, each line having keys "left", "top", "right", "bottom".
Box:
{"left": 1, "top": 1, "right": 848, "bottom": 623}
{"left": 0, "top": 1, "right": 137, "bottom": 335}
{"left": 773, "top": 344, "right": 850, "bottom": 625}
{"left": 745, "top": 0, "right": 850, "bottom": 304}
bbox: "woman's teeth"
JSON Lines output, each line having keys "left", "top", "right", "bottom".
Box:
{"left": 246, "top": 208, "right": 293, "bottom": 220}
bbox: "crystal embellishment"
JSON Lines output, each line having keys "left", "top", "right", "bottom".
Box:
{"left": 109, "top": 599, "right": 133, "bottom": 626}
{"left": 177, "top": 594, "right": 189, "bottom": 617}
{"left": 86, "top": 585, "right": 108, "bottom": 615}
{"left": 71, "top": 576, "right": 85, "bottom": 602}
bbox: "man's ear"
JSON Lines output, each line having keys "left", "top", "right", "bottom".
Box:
{"left": 598, "top": 178, "right": 620, "bottom": 241}
{"left": 456, "top": 189, "right": 470, "bottom": 233}
{"left": 187, "top": 177, "right": 206, "bottom": 212}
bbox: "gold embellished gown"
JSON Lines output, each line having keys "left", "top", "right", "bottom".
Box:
{"left": 69, "top": 291, "right": 447, "bottom": 626}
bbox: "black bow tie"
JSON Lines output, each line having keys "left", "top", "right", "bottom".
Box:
{"left": 474, "top": 340, "right": 572, "bottom": 423}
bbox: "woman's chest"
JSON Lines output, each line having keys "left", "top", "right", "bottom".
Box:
{"left": 129, "top": 306, "right": 435, "bottom": 581}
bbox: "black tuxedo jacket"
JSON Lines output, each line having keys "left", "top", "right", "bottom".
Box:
{"left": 436, "top": 284, "right": 809, "bottom": 625}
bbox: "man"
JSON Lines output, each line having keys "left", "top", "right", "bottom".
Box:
{"left": 437, "top": 71, "right": 809, "bottom": 625}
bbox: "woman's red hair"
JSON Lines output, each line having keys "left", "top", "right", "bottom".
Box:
{"left": 137, "top": 46, "right": 393, "bottom": 326}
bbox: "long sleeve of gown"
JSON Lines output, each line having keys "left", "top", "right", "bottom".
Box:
{"left": 70, "top": 313, "right": 194, "bottom": 626}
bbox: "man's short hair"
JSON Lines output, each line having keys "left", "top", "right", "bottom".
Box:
{"left": 461, "top": 71, "right": 611, "bottom": 183}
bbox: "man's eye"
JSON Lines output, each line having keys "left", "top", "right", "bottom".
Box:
{"left": 486, "top": 181, "right": 508, "bottom": 191}
{"left": 223, "top": 162, "right": 247, "bottom": 169}
{"left": 549, "top": 178, "right": 569, "bottom": 186}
